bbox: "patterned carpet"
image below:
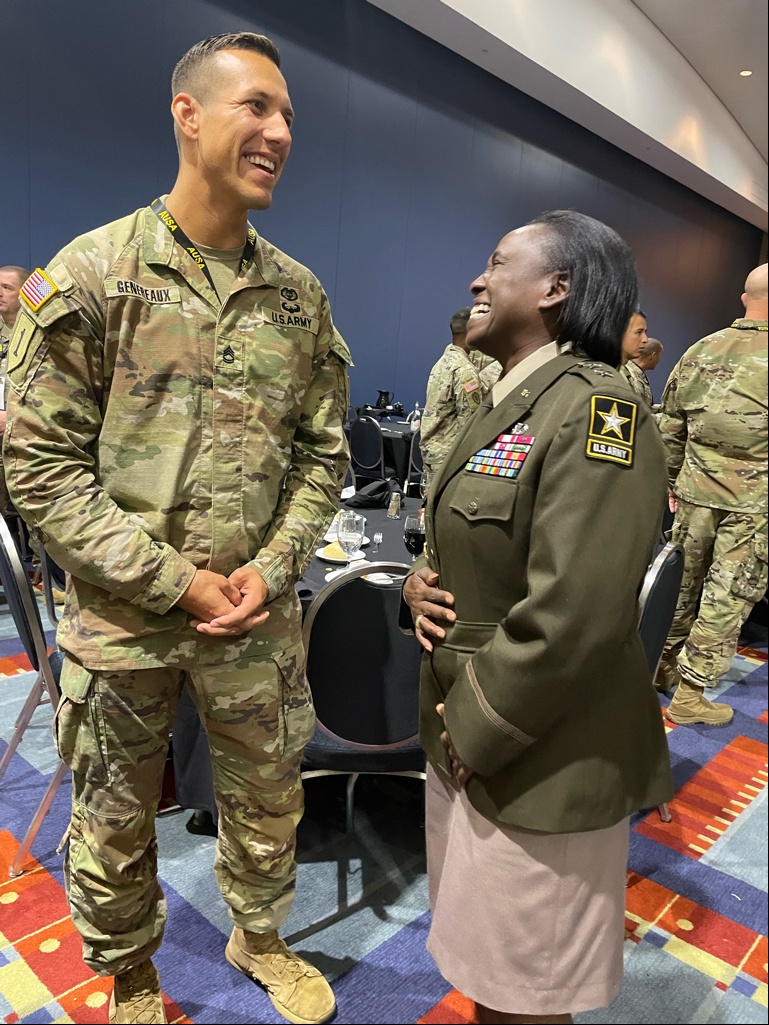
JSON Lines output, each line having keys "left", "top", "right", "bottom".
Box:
{"left": 0, "top": 597, "right": 766, "bottom": 1024}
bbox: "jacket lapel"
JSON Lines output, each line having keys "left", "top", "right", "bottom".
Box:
{"left": 430, "top": 353, "right": 582, "bottom": 506}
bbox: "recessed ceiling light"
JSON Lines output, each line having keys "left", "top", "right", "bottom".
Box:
{"left": 739, "top": 69, "right": 753, "bottom": 76}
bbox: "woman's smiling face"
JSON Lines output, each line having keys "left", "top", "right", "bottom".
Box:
{"left": 466, "top": 225, "right": 567, "bottom": 361}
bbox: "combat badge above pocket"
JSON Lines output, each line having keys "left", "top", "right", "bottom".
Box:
{"left": 585, "top": 394, "right": 638, "bottom": 468}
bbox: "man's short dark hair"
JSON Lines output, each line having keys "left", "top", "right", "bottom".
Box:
{"left": 528, "top": 210, "right": 638, "bottom": 367}
{"left": 172, "top": 33, "right": 281, "bottom": 100}
{"left": 450, "top": 307, "right": 472, "bottom": 336}
{"left": 0, "top": 265, "right": 30, "bottom": 287}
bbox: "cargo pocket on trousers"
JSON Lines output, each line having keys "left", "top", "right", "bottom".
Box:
{"left": 731, "top": 534, "right": 769, "bottom": 602}
{"left": 272, "top": 645, "right": 316, "bottom": 762}
{"left": 53, "top": 659, "right": 112, "bottom": 785}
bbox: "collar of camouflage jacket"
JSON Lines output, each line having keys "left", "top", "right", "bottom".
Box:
{"left": 140, "top": 198, "right": 281, "bottom": 300}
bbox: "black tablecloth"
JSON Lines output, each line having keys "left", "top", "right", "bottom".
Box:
{"left": 297, "top": 496, "right": 423, "bottom": 603}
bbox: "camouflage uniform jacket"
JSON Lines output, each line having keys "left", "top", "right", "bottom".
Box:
{"left": 0, "top": 318, "right": 11, "bottom": 392}
{"left": 657, "top": 319, "right": 768, "bottom": 513}
{"left": 621, "top": 359, "right": 653, "bottom": 406}
{"left": 3, "top": 203, "right": 352, "bottom": 670}
{"left": 421, "top": 344, "right": 497, "bottom": 475}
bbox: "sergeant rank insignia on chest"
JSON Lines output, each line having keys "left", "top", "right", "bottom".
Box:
{"left": 585, "top": 395, "right": 637, "bottom": 467}
{"left": 465, "top": 432, "right": 535, "bottom": 479}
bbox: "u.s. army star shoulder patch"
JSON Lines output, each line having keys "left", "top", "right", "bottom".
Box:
{"left": 585, "top": 394, "right": 637, "bottom": 467}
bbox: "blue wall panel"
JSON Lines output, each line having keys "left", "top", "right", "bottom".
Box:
{"left": 0, "top": 0, "right": 762, "bottom": 406}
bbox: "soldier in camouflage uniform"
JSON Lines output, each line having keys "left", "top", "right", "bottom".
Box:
{"left": 420, "top": 307, "right": 500, "bottom": 478}
{"left": 1, "top": 267, "right": 30, "bottom": 510}
{"left": 658, "top": 263, "right": 768, "bottom": 726}
{"left": 622, "top": 338, "right": 663, "bottom": 407}
{"left": 619, "top": 309, "right": 649, "bottom": 401}
{"left": 3, "top": 34, "right": 349, "bottom": 1025}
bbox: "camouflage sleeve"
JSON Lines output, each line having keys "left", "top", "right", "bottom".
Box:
{"left": 657, "top": 361, "right": 687, "bottom": 487}
{"left": 479, "top": 360, "right": 501, "bottom": 395}
{"left": 3, "top": 302, "right": 197, "bottom": 614}
{"left": 453, "top": 361, "right": 484, "bottom": 415}
{"left": 249, "top": 304, "right": 351, "bottom": 600}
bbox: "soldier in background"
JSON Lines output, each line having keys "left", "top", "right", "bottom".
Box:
{"left": 4, "top": 33, "right": 349, "bottom": 1025}
{"left": 630, "top": 337, "right": 663, "bottom": 406}
{"left": 620, "top": 309, "right": 650, "bottom": 402}
{"left": 420, "top": 307, "right": 500, "bottom": 478}
{"left": 0, "top": 266, "right": 30, "bottom": 509}
{"left": 658, "top": 263, "right": 768, "bottom": 726}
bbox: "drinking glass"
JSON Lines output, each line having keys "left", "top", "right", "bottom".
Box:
{"left": 419, "top": 471, "right": 429, "bottom": 500}
{"left": 403, "top": 514, "right": 426, "bottom": 562}
{"left": 337, "top": 511, "right": 365, "bottom": 565}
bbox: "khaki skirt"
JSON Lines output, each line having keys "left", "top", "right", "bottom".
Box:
{"left": 426, "top": 765, "right": 629, "bottom": 1016}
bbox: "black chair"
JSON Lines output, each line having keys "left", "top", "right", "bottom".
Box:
{"left": 637, "top": 541, "right": 685, "bottom": 824}
{"left": 40, "top": 547, "right": 67, "bottom": 625}
{"left": 405, "top": 428, "right": 424, "bottom": 496}
{"left": 349, "top": 416, "right": 395, "bottom": 484}
{"left": 0, "top": 516, "right": 68, "bottom": 877}
{"left": 301, "top": 561, "right": 425, "bottom": 830}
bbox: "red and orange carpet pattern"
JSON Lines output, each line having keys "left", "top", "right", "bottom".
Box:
{"left": 1, "top": 639, "right": 766, "bottom": 1023}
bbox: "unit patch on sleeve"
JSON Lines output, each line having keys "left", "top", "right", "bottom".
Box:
{"left": 586, "top": 394, "right": 637, "bottom": 467}
{"left": 465, "top": 432, "right": 534, "bottom": 479}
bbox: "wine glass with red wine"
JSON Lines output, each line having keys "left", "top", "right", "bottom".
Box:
{"left": 403, "top": 514, "right": 426, "bottom": 562}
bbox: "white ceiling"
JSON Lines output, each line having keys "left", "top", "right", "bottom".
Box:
{"left": 366, "top": 0, "right": 768, "bottom": 227}
{"left": 632, "top": 0, "right": 768, "bottom": 161}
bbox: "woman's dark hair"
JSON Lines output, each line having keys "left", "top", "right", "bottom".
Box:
{"left": 528, "top": 210, "right": 638, "bottom": 367}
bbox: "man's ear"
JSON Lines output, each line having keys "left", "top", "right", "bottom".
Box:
{"left": 171, "top": 93, "right": 200, "bottom": 143}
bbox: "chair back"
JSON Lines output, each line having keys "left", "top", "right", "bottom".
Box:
{"left": 0, "top": 516, "right": 60, "bottom": 702}
{"left": 302, "top": 562, "right": 421, "bottom": 749}
{"left": 638, "top": 541, "right": 684, "bottom": 682}
{"left": 349, "top": 416, "right": 386, "bottom": 478}
{"left": 408, "top": 428, "right": 424, "bottom": 475}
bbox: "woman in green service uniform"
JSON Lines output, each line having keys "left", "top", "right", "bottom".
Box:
{"left": 404, "top": 210, "right": 673, "bottom": 1024}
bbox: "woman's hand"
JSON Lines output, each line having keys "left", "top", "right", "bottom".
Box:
{"left": 403, "top": 566, "right": 457, "bottom": 652}
{"left": 437, "top": 703, "right": 474, "bottom": 787}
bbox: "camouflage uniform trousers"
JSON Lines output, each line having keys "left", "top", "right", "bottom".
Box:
{"left": 660, "top": 499, "right": 768, "bottom": 689}
{"left": 54, "top": 640, "right": 315, "bottom": 976}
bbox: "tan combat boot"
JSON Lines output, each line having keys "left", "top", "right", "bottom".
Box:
{"left": 109, "top": 960, "right": 167, "bottom": 1024}
{"left": 666, "top": 677, "right": 734, "bottom": 726}
{"left": 225, "top": 928, "right": 336, "bottom": 1024}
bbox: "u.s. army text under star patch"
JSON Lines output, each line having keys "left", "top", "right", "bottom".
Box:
{"left": 585, "top": 394, "right": 637, "bottom": 467}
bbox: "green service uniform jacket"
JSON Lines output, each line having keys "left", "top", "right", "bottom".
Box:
{"left": 418, "top": 351, "right": 673, "bottom": 833}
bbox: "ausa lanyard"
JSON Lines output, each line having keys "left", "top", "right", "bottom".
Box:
{"left": 150, "top": 197, "right": 257, "bottom": 299}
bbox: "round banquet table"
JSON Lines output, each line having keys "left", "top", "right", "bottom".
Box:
{"left": 172, "top": 496, "right": 424, "bottom": 817}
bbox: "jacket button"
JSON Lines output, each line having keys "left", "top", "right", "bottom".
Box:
{"left": 467, "top": 500, "right": 478, "bottom": 514}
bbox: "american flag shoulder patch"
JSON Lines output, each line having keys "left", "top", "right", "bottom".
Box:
{"left": 20, "top": 268, "right": 59, "bottom": 312}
